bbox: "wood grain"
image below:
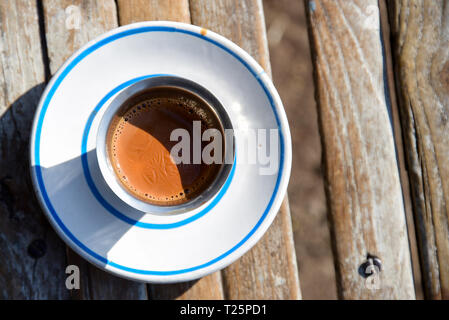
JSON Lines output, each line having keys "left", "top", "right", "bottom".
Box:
{"left": 190, "top": 0, "right": 301, "bottom": 300}
{"left": 190, "top": 0, "right": 271, "bottom": 76}
{"left": 0, "top": 0, "right": 69, "bottom": 299}
{"left": 388, "top": 0, "right": 449, "bottom": 299}
{"left": 149, "top": 272, "right": 224, "bottom": 300}
{"left": 43, "top": 0, "right": 118, "bottom": 74}
{"left": 117, "top": 0, "right": 190, "bottom": 24}
{"left": 305, "top": 0, "right": 415, "bottom": 299}
{"left": 41, "top": 0, "right": 147, "bottom": 299}
{"left": 116, "top": 0, "right": 225, "bottom": 300}
{"left": 378, "top": 0, "right": 423, "bottom": 299}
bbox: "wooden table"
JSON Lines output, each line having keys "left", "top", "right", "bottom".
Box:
{"left": 305, "top": 0, "right": 449, "bottom": 299}
{"left": 5, "top": 0, "right": 448, "bottom": 301}
{"left": 0, "top": 0, "right": 300, "bottom": 299}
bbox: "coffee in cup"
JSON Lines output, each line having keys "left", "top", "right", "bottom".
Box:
{"left": 105, "top": 86, "right": 225, "bottom": 206}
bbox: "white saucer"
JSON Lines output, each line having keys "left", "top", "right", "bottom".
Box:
{"left": 30, "top": 21, "right": 292, "bottom": 283}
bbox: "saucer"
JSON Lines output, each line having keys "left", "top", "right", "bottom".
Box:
{"left": 30, "top": 21, "right": 292, "bottom": 283}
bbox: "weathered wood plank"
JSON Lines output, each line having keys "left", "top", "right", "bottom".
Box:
{"left": 66, "top": 247, "right": 148, "bottom": 300}
{"left": 149, "top": 272, "right": 224, "bottom": 300}
{"left": 378, "top": 0, "right": 423, "bottom": 299}
{"left": 65, "top": 248, "right": 91, "bottom": 299}
{"left": 190, "top": 0, "right": 301, "bottom": 300}
{"left": 190, "top": 0, "right": 271, "bottom": 77}
{"left": 42, "top": 0, "right": 147, "bottom": 299}
{"left": 305, "top": 0, "right": 415, "bottom": 299}
{"left": 43, "top": 0, "right": 118, "bottom": 74}
{"left": 117, "top": 0, "right": 190, "bottom": 23}
{"left": 0, "top": 0, "right": 69, "bottom": 299}
{"left": 116, "top": 0, "right": 225, "bottom": 300}
{"left": 388, "top": 0, "right": 449, "bottom": 299}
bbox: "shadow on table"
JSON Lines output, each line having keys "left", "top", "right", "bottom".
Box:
{"left": 149, "top": 280, "right": 199, "bottom": 299}
{"left": 33, "top": 149, "right": 146, "bottom": 265}
{"left": 0, "top": 83, "right": 197, "bottom": 299}
{"left": 0, "top": 83, "right": 73, "bottom": 298}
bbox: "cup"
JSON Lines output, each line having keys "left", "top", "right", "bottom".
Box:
{"left": 96, "top": 76, "right": 234, "bottom": 214}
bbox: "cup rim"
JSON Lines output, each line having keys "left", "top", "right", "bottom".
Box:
{"left": 96, "top": 75, "right": 235, "bottom": 214}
